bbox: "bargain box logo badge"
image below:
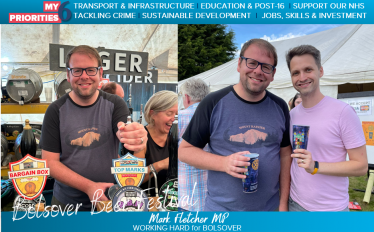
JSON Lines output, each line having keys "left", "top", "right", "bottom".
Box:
{"left": 8, "top": 155, "right": 50, "bottom": 200}
{"left": 9, "top": 1, "right": 71, "bottom": 23}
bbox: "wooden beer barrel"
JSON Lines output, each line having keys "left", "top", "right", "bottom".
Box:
{"left": 54, "top": 72, "right": 71, "bottom": 98}
{"left": 1, "top": 134, "right": 8, "bottom": 161}
{"left": 6, "top": 68, "right": 43, "bottom": 103}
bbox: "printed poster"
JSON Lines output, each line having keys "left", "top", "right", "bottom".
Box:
{"left": 348, "top": 99, "right": 372, "bottom": 116}
{"left": 362, "top": 121, "right": 374, "bottom": 146}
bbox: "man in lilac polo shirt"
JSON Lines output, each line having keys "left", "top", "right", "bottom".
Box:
{"left": 178, "top": 78, "right": 210, "bottom": 211}
{"left": 286, "top": 45, "right": 368, "bottom": 211}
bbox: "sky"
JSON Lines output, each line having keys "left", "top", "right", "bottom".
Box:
{"left": 227, "top": 24, "right": 343, "bottom": 56}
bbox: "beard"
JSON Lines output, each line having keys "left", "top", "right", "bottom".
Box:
{"left": 240, "top": 75, "right": 267, "bottom": 96}
{"left": 73, "top": 85, "right": 97, "bottom": 100}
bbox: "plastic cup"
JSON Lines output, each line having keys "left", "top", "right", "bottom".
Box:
{"left": 292, "top": 125, "right": 310, "bottom": 150}
{"left": 242, "top": 153, "right": 259, "bottom": 193}
{"left": 45, "top": 87, "right": 52, "bottom": 103}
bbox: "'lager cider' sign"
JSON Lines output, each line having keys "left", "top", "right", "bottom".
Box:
{"left": 49, "top": 44, "right": 150, "bottom": 80}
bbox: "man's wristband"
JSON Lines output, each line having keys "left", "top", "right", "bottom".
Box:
{"left": 311, "top": 161, "right": 319, "bottom": 175}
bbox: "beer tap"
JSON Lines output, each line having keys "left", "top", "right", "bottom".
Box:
{"left": 127, "top": 84, "right": 133, "bottom": 118}
{"left": 148, "top": 167, "right": 159, "bottom": 198}
{"left": 20, "top": 119, "right": 36, "bottom": 158}
{"left": 126, "top": 116, "right": 132, "bottom": 125}
{"left": 19, "top": 96, "right": 24, "bottom": 106}
{"left": 167, "top": 115, "right": 178, "bottom": 180}
{"left": 138, "top": 104, "right": 143, "bottom": 125}
{"left": 127, "top": 84, "right": 132, "bottom": 107}
{"left": 120, "top": 116, "right": 134, "bottom": 157}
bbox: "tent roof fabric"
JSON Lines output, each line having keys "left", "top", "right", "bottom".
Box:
{"left": 179, "top": 25, "right": 374, "bottom": 91}
{"left": 1, "top": 24, "right": 178, "bottom": 83}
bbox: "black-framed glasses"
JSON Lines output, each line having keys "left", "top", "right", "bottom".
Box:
{"left": 240, "top": 56, "right": 275, "bottom": 74}
{"left": 67, "top": 67, "right": 101, "bottom": 77}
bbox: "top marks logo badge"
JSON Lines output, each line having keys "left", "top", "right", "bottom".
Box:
{"left": 111, "top": 153, "right": 147, "bottom": 188}
{"left": 8, "top": 155, "right": 50, "bottom": 200}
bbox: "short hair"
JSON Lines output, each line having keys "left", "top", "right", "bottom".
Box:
{"left": 65, "top": 45, "right": 102, "bottom": 68}
{"left": 144, "top": 90, "right": 178, "bottom": 126}
{"left": 101, "top": 82, "right": 117, "bottom": 95}
{"left": 291, "top": 93, "right": 301, "bottom": 109}
{"left": 286, "top": 45, "right": 321, "bottom": 70}
{"left": 240, "top": 39, "right": 278, "bottom": 67}
{"left": 180, "top": 78, "right": 209, "bottom": 102}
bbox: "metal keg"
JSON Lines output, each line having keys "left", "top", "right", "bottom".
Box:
{"left": 1, "top": 134, "right": 8, "bottom": 161}
{"left": 54, "top": 71, "right": 71, "bottom": 98}
{"left": 6, "top": 68, "right": 43, "bottom": 104}
{"left": 14, "top": 129, "right": 42, "bottom": 161}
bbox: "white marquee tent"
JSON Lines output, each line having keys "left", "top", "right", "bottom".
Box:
{"left": 179, "top": 24, "right": 374, "bottom": 108}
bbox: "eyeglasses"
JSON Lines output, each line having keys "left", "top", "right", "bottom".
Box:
{"left": 240, "top": 56, "right": 275, "bottom": 74}
{"left": 67, "top": 67, "right": 101, "bottom": 77}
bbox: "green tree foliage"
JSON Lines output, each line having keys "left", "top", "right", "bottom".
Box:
{"left": 178, "top": 24, "right": 237, "bottom": 81}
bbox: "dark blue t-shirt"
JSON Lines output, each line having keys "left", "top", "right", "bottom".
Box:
{"left": 182, "top": 86, "right": 290, "bottom": 211}
{"left": 42, "top": 90, "right": 129, "bottom": 210}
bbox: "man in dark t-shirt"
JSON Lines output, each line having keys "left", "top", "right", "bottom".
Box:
{"left": 179, "top": 39, "right": 292, "bottom": 211}
{"left": 42, "top": 45, "right": 147, "bottom": 211}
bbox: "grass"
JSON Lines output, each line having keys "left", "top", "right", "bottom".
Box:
{"left": 348, "top": 175, "right": 374, "bottom": 211}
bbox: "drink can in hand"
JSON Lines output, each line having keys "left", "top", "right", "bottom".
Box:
{"left": 242, "top": 153, "right": 259, "bottom": 193}
{"left": 292, "top": 125, "right": 310, "bottom": 150}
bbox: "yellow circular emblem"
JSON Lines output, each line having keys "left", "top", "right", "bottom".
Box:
{"left": 369, "top": 125, "right": 374, "bottom": 131}
{"left": 252, "top": 159, "right": 259, "bottom": 170}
